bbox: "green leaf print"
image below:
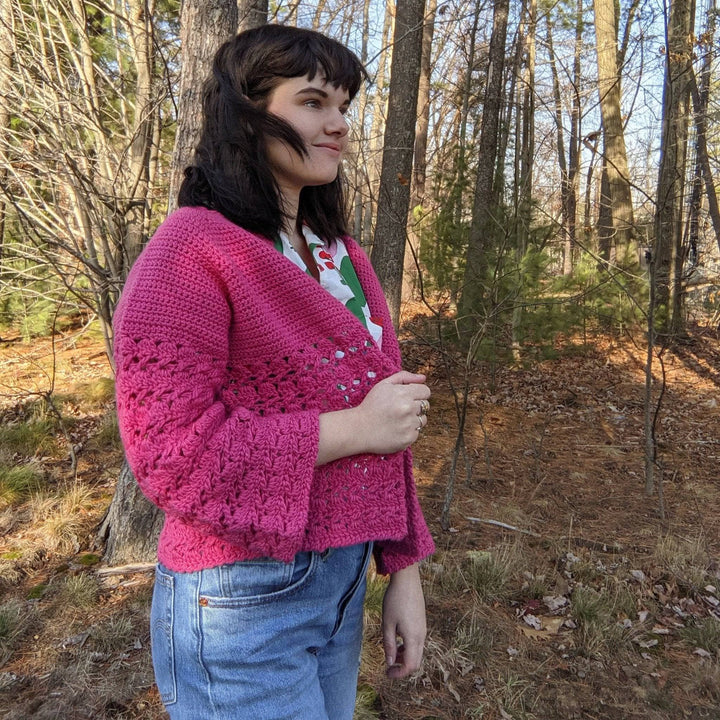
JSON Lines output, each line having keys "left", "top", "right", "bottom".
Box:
{"left": 338, "top": 255, "right": 369, "bottom": 324}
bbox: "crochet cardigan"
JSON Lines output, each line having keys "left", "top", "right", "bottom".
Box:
{"left": 113, "top": 206, "right": 435, "bottom": 574}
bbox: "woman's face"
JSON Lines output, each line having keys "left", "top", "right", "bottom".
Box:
{"left": 264, "top": 74, "right": 351, "bottom": 200}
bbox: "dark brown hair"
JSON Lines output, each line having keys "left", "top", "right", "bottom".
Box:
{"left": 178, "top": 24, "right": 366, "bottom": 241}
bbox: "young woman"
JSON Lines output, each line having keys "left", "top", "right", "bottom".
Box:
{"left": 113, "top": 23, "right": 435, "bottom": 720}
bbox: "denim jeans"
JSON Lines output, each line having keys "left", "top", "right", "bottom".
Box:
{"left": 150, "top": 542, "right": 373, "bottom": 720}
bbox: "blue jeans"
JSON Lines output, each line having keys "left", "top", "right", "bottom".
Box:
{"left": 150, "top": 542, "right": 373, "bottom": 720}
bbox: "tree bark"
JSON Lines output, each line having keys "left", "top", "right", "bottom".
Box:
{"left": 167, "top": 0, "right": 240, "bottom": 210}
{"left": 402, "top": 0, "right": 437, "bottom": 303}
{"left": 593, "top": 0, "right": 634, "bottom": 256}
{"left": 96, "top": 463, "right": 165, "bottom": 565}
{"left": 688, "top": 12, "right": 720, "bottom": 255}
{"left": 370, "top": 0, "right": 426, "bottom": 328}
{"left": 653, "top": 0, "right": 695, "bottom": 335}
{"left": 360, "top": 0, "right": 393, "bottom": 249}
{"left": 459, "top": 0, "right": 510, "bottom": 326}
{"left": 238, "top": 0, "right": 267, "bottom": 30}
{"left": 100, "top": 0, "right": 239, "bottom": 565}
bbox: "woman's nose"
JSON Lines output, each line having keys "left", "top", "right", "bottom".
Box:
{"left": 327, "top": 109, "right": 349, "bottom": 136}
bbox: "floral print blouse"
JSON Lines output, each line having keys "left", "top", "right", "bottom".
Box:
{"left": 276, "top": 227, "right": 384, "bottom": 349}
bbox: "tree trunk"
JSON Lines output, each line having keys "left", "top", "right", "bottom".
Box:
{"left": 167, "top": 0, "right": 240, "bottom": 210}
{"left": 689, "top": 7, "right": 720, "bottom": 254}
{"left": 362, "top": 0, "right": 393, "bottom": 249}
{"left": 511, "top": 0, "right": 536, "bottom": 360}
{"left": 96, "top": 463, "right": 165, "bottom": 564}
{"left": 238, "top": 0, "right": 267, "bottom": 30}
{"left": 349, "top": 0, "right": 373, "bottom": 243}
{"left": 597, "top": 160, "right": 616, "bottom": 266}
{"left": 567, "top": 0, "right": 582, "bottom": 273}
{"left": 370, "top": 0, "right": 426, "bottom": 328}
{"left": 99, "top": 0, "right": 239, "bottom": 566}
{"left": 453, "top": 1, "right": 481, "bottom": 229}
{"left": 459, "top": 0, "right": 510, "bottom": 327}
{"left": 547, "top": 0, "right": 581, "bottom": 276}
{"left": 653, "top": 0, "right": 695, "bottom": 335}
{"left": 593, "top": 0, "right": 634, "bottom": 255}
{"left": 402, "top": 0, "right": 437, "bottom": 303}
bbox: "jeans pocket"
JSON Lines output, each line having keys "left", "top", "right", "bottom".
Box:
{"left": 200, "top": 551, "right": 318, "bottom": 608}
{"left": 150, "top": 565, "right": 177, "bottom": 706}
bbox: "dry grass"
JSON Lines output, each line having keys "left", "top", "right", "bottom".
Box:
{"left": 654, "top": 533, "right": 711, "bottom": 593}
{"left": 28, "top": 483, "right": 97, "bottom": 553}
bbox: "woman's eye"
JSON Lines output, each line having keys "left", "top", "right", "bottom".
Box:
{"left": 305, "top": 99, "right": 321, "bottom": 108}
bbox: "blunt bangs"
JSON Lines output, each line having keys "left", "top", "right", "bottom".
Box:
{"left": 285, "top": 35, "right": 364, "bottom": 99}
{"left": 236, "top": 25, "right": 366, "bottom": 101}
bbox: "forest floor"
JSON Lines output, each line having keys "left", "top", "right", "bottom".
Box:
{"left": 0, "top": 307, "right": 719, "bottom": 720}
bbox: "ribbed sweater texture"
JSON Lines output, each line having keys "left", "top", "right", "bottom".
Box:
{"left": 113, "top": 207, "right": 435, "bottom": 574}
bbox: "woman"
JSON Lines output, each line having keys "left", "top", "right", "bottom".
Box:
{"left": 113, "top": 23, "right": 435, "bottom": 720}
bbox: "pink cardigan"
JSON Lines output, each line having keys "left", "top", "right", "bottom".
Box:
{"left": 113, "top": 207, "right": 435, "bottom": 574}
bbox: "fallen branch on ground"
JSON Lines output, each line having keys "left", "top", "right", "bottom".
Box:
{"left": 96, "top": 562, "right": 156, "bottom": 576}
{"left": 465, "top": 517, "right": 541, "bottom": 537}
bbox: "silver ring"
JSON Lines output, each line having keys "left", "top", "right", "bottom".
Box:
{"left": 418, "top": 399, "right": 430, "bottom": 416}
{"left": 416, "top": 423, "right": 423, "bottom": 433}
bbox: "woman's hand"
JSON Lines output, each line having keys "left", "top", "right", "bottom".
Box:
{"left": 316, "top": 370, "right": 430, "bottom": 465}
{"left": 382, "top": 563, "right": 427, "bottom": 679}
{"left": 355, "top": 371, "right": 430, "bottom": 455}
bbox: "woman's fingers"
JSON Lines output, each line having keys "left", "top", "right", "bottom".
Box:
{"left": 356, "top": 372, "right": 431, "bottom": 454}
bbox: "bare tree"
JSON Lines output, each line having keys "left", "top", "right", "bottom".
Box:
{"left": 0, "top": 0, "right": 172, "bottom": 359}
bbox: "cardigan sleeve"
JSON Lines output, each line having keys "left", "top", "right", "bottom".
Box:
{"left": 113, "top": 225, "right": 320, "bottom": 549}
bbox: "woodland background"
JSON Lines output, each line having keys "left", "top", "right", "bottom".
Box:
{"left": 1, "top": 0, "right": 719, "bottom": 718}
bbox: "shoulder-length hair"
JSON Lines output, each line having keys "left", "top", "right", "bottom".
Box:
{"left": 177, "top": 24, "right": 366, "bottom": 242}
